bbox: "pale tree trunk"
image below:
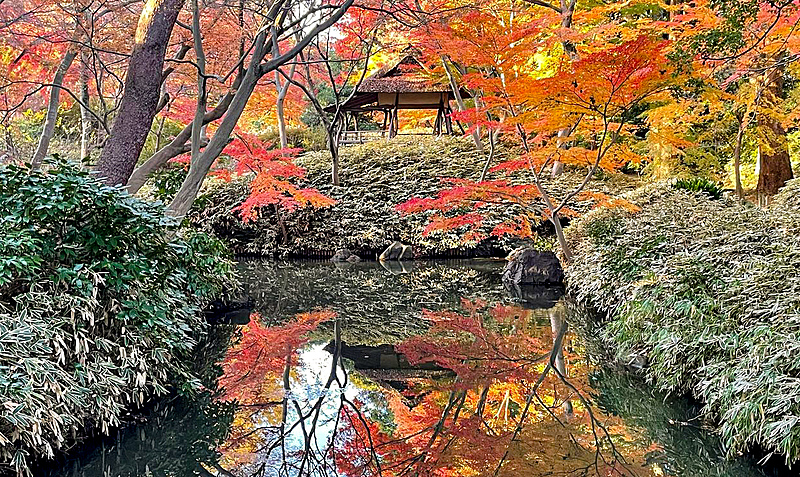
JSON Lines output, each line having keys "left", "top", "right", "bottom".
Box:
{"left": 552, "top": 212, "right": 572, "bottom": 261}
{"left": 272, "top": 27, "right": 297, "bottom": 149}
{"left": 168, "top": 29, "right": 272, "bottom": 216}
{"left": 551, "top": 127, "right": 568, "bottom": 177}
{"left": 550, "top": 0, "right": 578, "bottom": 177}
{"left": 441, "top": 55, "right": 483, "bottom": 152}
{"left": 733, "top": 115, "right": 745, "bottom": 200}
{"left": 324, "top": 112, "right": 342, "bottom": 186}
{"left": 756, "top": 66, "right": 793, "bottom": 205}
{"left": 79, "top": 52, "right": 92, "bottom": 162}
{"left": 31, "top": 48, "right": 78, "bottom": 169}
{"left": 94, "top": 0, "right": 186, "bottom": 185}
{"left": 274, "top": 64, "right": 296, "bottom": 149}
{"left": 276, "top": 95, "right": 288, "bottom": 148}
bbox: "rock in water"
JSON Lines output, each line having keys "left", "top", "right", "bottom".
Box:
{"left": 379, "top": 241, "right": 413, "bottom": 261}
{"left": 502, "top": 248, "right": 563, "bottom": 285}
{"left": 331, "top": 248, "right": 361, "bottom": 262}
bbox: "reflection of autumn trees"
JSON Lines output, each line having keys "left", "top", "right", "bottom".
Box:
{"left": 345, "top": 300, "right": 654, "bottom": 477}
{"left": 214, "top": 301, "right": 664, "bottom": 477}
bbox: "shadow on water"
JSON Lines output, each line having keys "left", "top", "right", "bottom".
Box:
{"left": 41, "top": 260, "right": 788, "bottom": 476}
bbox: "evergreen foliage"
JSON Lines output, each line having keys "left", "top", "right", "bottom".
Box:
{"left": 0, "top": 161, "right": 237, "bottom": 474}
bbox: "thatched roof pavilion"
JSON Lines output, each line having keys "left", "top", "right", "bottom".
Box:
{"left": 326, "top": 54, "right": 469, "bottom": 143}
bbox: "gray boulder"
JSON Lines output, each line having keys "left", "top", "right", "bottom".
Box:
{"left": 331, "top": 248, "right": 361, "bottom": 262}
{"left": 502, "top": 248, "right": 564, "bottom": 286}
{"left": 379, "top": 241, "right": 413, "bottom": 261}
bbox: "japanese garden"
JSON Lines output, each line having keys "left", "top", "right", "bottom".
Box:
{"left": 2, "top": 0, "right": 800, "bottom": 475}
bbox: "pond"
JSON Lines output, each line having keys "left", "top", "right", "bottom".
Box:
{"left": 43, "top": 260, "right": 784, "bottom": 477}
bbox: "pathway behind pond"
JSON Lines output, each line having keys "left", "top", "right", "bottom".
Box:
{"left": 43, "top": 260, "right": 784, "bottom": 477}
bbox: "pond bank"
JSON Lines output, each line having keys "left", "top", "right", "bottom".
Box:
{"left": 189, "top": 136, "right": 637, "bottom": 259}
{"left": 565, "top": 180, "right": 800, "bottom": 465}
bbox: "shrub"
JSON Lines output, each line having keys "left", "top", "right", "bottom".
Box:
{"left": 0, "top": 161, "right": 237, "bottom": 474}
{"left": 673, "top": 177, "right": 724, "bottom": 200}
{"left": 565, "top": 183, "right": 800, "bottom": 463}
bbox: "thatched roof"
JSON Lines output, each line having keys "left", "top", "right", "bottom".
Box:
{"left": 323, "top": 52, "right": 470, "bottom": 112}
{"left": 358, "top": 55, "right": 451, "bottom": 94}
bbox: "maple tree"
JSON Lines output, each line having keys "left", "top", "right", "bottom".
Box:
{"left": 218, "top": 134, "right": 335, "bottom": 221}
{"left": 400, "top": 22, "right": 674, "bottom": 259}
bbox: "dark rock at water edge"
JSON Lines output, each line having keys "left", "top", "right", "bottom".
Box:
{"left": 502, "top": 248, "right": 564, "bottom": 286}
{"left": 330, "top": 248, "right": 361, "bottom": 262}
{"left": 380, "top": 241, "right": 413, "bottom": 261}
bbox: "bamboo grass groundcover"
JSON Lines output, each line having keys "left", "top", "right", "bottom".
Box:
{"left": 191, "top": 136, "right": 637, "bottom": 257}
{"left": 565, "top": 180, "right": 800, "bottom": 464}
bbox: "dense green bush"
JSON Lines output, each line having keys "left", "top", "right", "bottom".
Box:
{"left": 0, "top": 161, "right": 237, "bottom": 474}
{"left": 191, "top": 136, "right": 637, "bottom": 257}
{"left": 673, "top": 176, "right": 723, "bottom": 200}
{"left": 565, "top": 183, "right": 800, "bottom": 463}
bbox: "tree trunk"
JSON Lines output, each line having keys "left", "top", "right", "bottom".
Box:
{"left": 441, "top": 56, "right": 483, "bottom": 152}
{"left": 190, "top": 0, "right": 207, "bottom": 163}
{"left": 552, "top": 212, "right": 572, "bottom": 262}
{"left": 273, "top": 31, "right": 296, "bottom": 150}
{"left": 756, "top": 66, "right": 793, "bottom": 204}
{"left": 733, "top": 116, "right": 744, "bottom": 200}
{"left": 551, "top": 127, "right": 569, "bottom": 177}
{"left": 94, "top": 0, "right": 186, "bottom": 185}
{"left": 328, "top": 117, "right": 341, "bottom": 186}
{"left": 276, "top": 95, "right": 288, "bottom": 148}
{"left": 550, "top": 0, "right": 578, "bottom": 177}
{"left": 79, "top": 53, "right": 92, "bottom": 162}
{"left": 126, "top": 87, "right": 238, "bottom": 194}
{"left": 31, "top": 48, "right": 78, "bottom": 169}
{"left": 168, "top": 31, "right": 269, "bottom": 216}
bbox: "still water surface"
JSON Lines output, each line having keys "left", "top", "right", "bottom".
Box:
{"left": 45, "top": 260, "right": 780, "bottom": 477}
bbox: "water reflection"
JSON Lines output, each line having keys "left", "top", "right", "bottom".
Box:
{"left": 43, "top": 260, "right": 778, "bottom": 477}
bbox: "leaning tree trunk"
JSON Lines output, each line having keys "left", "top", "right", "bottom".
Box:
{"left": 756, "top": 66, "right": 793, "bottom": 205}
{"left": 31, "top": 48, "right": 78, "bottom": 169}
{"left": 94, "top": 0, "right": 185, "bottom": 185}
{"left": 79, "top": 53, "right": 92, "bottom": 162}
{"left": 168, "top": 30, "right": 269, "bottom": 216}
{"left": 441, "top": 56, "right": 483, "bottom": 153}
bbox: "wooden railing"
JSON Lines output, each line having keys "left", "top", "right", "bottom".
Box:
{"left": 339, "top": 129, "right": 386, "bottom": 145}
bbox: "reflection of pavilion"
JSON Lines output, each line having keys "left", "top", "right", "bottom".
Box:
{"left": 325, "top": 54, "right": 470, "bottom": 144}
{"left": 325, "top": 342, "right": 455, "bottom": 408}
